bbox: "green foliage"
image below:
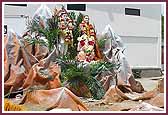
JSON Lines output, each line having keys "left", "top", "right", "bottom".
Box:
{"left": 38, "top": 27, "right": 60, "bottom": 52}
{"left": 25, "top": 36, "right": 47, "bottom": 47}
{"left": 47, "top": 16, "right": 59, "bottom": 30}
{"left": 39, "top": 16, "right": 60, "bottom": 52}
{"left": 26, "top": 19, "right": 41, "bottom": 34}
{"left": 56, "top": 56, "right": 77, "bottom": 73}
{"left": 26, "top": 10, "right": 83, "bottom": 56}
{"left": 72, "top": 13, "right": 83, "bottom": 43}
{"left": 67, "top": 12, "right": 84, "bottom": 59}
{"left": 86, "top": 61, "right": 119, "bottom": 99}
{"left": 90, "top": 61, "right": 118, "bottom": 77}
{"left": 26, "top": 15, "right": 61, "bottom": 52}
{"left": 97, "top": 38, "right": 106, "bottom": 50}
{"left": 62, "top": 67, "right": 85, "bottom": 82}
{"left": 57, "top": 58, "right": 86, "bottom": 90}
{"left": 68, "top": 12, "right": 76, "bottom": 21}
{"left": 86, "top": 76, "right": 105, "bottom": 100}
{"left": 61, "top": 63, "right": 87, "bottom": 90}
{"left": 57, "top": 58, "right": 117, "bottom": 99}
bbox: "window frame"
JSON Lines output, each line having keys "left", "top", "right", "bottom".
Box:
{"left": 125, "top": 8, "right": 141, "bottom": 16}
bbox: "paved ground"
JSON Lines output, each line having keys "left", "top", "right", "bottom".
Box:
{"left": 135, "top": 76, "right": 163, "bottom": 91}
{"left": 8, "top": 76, "right": 164, "bottom": 111}
{"left": 82, "top": 76, "right": 164, "bottom": 111}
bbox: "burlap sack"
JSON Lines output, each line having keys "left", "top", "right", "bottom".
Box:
{"left": 20, "top": 87, "right": 89, "bottom": 111}
{"left": 22, "top": 62, "right": 61, "bottom": 90}
{"left": 4, "top": 59, "right": 26, "bottom": 95}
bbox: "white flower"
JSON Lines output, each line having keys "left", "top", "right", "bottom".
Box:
{"left": 87, "top": 45, "right": 94, "bottom": 51}
{"left": 77, "top": 34, "right": 88, "bottom": 41}
{"left": 77, "top": 36, "right": 83, "bottom": 41}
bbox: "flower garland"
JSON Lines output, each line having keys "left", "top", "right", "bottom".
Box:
{"left": 77, "top": 15, "right": 97, "bottom": 62}
{"left": 57, "top": 7, "right": 74, "bottom": 44}
{"left": 77, "top": 19, "right": 96, "bottom": 62}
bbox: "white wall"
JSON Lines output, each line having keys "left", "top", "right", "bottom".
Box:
{"left": 82, "top": 5, "right": 161, "bottom": 69}
{"left": 3, "top": 3, "right": 162, "bottom": 68}
{"left": 86, "top": 4, "right": 161, "bottom": 20}
{"left": 4, "top": 17, "right": 27, "bottom": 36}
{"left": 122, "top": 36, "right": 161, "bottom": 68}
{"left": 84, "top": 4, "right": 161, "bottom": 37}
{"left": 4, "top": 4, "right": 63, "bottom": 35}
{"left": 4, "top": 4, "right": 162, "bottom": 36}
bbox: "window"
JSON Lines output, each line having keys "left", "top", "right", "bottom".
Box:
{"left": 125, "top": 8, "right": 140, "bottom": 16}
{"left": 4, "top": 25, "right": 7, "bottom": 34}
{"left": 67, "top": 4, "right": 86, "bottom": 11}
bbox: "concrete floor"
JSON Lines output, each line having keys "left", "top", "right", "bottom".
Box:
{"left": 135, "top": 76, "right": 163, "bottom": 91}
{"left": 83, "top": 76, "right": 165, "bottom": 111}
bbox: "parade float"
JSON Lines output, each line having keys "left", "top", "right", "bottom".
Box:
{"left": 3, "top": 5, "right": 164, "bottom": 111}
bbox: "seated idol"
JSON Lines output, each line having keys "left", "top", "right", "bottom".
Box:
{"left": 77, "top": 15, "right": 102, "bottom": 62}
